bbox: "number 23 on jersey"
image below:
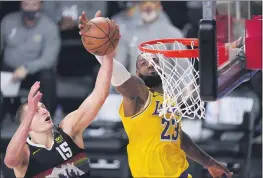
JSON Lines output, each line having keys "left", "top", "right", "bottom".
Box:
{"left": 161, "top": 118, "right": 180, "bottom": 141}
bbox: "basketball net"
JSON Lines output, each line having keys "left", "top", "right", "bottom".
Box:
{"left": 138, "top": 40, "right": 205, "bottom": 122}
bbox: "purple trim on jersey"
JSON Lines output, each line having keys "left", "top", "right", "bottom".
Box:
{"left": 179, "top": 169, "right": 189, "bottom": 178}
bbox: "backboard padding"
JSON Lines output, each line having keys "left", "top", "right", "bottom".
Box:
{"left": 199, "top": 1, "right": 261, "bottom": 101}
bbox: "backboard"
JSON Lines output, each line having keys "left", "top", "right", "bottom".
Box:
{"left": 198, "top": 1, "right": 262, "bottom": 101}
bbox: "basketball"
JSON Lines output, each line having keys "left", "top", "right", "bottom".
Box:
{"left": 81, "top": 17, "right": 120, "bottom": 56}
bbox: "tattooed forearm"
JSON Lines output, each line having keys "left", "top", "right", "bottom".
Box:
{"left": 181, "top": 131, "right": 212, "bottom": 167}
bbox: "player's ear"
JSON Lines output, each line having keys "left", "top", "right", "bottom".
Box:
{"left": 136, "top": 70, "right": 140, "bottom": 77}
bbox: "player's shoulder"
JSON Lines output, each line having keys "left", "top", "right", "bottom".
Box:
{"left": 2, "top": 11, "right": 20, "bottom": 20}
{"left": 1, "top": 12, "right": 21, "bottom": 25}
{"left": 149, "top": 89, "right": 163, "bottom": 98}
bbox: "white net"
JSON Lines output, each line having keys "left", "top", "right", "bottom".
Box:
{"left": 138, "top": 40, "right": 205, "bottom": 122}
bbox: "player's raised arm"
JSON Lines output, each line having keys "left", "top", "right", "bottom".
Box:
{"left": 78, "top": 11, "right": 149, "bottom": 103}
{"left": 181, "top": 131, "right": 232, "bottom": 177}
{"left": 4, "top": 82, "right": 42, "bottom": 168}
{"left": 96, "top": 55, "right": 149, "bottom": 102}
{"left": 60, "top": 53, "right": 114, "bottom": 135}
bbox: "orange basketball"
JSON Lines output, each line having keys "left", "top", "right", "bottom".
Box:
{"left": 81, "top": 17, "right": 120, "bottom": 56}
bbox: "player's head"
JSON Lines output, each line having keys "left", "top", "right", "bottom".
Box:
{"left": 21, "top": 0, "right": 41, "bottom": 23}
{"left": 139, "top": 1, "right": 162, "bottom": 23}
{"left": 16, "top": 100, "right": 53, "bottom": 134}
{"left": 136, "top": 53, "right": 162, "bottom": 88}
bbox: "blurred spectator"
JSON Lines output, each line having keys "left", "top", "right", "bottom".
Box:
{"left": 115, "top": 1, "right": 184, "bottom": 75}
{"left": 112, "top": 1, "right": 172, "bottom": 37}
{"left": 42, "top": 1, "right": 107, "bottom": 31}
{"left": 111, "top": 2, "right": 140, "bottom": 36}
{"left": 1, "top": 0, "right": 60, "bottom": 115}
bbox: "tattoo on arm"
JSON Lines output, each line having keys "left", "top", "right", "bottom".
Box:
{"left": 115, "top": 75, "right": 148, "bottom": 101}
{"left": 181, "top": 131, "right": 211, "bottom": 166}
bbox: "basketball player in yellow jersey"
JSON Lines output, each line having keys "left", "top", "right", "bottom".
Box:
{"left": 79, "top": 11, "right": 233, "bottom": 178}
{"left": 116, "top": 54, "right": 232, "bottom": 178}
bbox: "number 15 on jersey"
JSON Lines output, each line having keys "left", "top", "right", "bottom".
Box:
{"left": 56, "top": 141, "right": 73, "bottom": 160}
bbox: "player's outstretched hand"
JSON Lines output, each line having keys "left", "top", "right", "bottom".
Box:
{"left": 78, "top": 10, "right": 120, "bottom": 60}
{"left": 78, "top": 10, "right": 102, "bottom": 34}
{"left": 78, "top": 11, "right": 120, "bottom": 38}
{"left": 27, "top": 81, "right": 43, "bottom": 115}
{"left": 207, "top": 159, "right": 233, "bottom": 178}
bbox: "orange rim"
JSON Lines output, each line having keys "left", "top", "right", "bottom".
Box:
{"left": 138, "top": 38, "right": 199, "bottom": 58}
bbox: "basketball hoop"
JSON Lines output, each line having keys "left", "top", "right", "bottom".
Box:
{"left": 138, "top": 38, "right": 205, "bottom": 122}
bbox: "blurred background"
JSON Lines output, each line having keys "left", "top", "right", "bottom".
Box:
{"left": 0, "top": 1, "right": 262, "bottom": 178}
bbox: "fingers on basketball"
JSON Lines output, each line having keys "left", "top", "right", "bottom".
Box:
{"left": 78, "top": 13, "right": 87, "bottom": 33}
{"left": 114, "top": 22, "right": 121, "bottom": 38}
{"left": 94, "top": 10, "right": 102, "bottom": 18}
{"left": 79, "top": 10, "right": 103, "bottom": 35}
{"left": 78, "top": 12, "right": 89, "bottom": 30}
{"left": 81, "top": 17, "right": 120, "bottom": 56}
{"left": 80, "top": 11, "right": 88, "bottom": 23}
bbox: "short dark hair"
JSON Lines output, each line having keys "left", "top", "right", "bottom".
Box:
{"left": 16, "top": 100, "right": 28, "bottom": 123}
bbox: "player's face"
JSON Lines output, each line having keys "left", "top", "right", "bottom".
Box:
{"left": 21, "top": 0, "right": 41, "bottom": 22}
{"left": 24, "top": 102, "right": 53, "bottom": 133}
{"left": 136, "top": 54, "right": 162, "bottom": 88}
{"left": 137, "top": 54, "right": 159, "bottom": 75}
{"left": 139, "top": 1, "right": 161, "bottom": 23}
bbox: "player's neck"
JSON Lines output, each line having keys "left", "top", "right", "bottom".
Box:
{"left": 151, "top": 84, "right": 163, "bottom": 94}
{"left": 30, "top": 131, "right": 54, "bottom": 149}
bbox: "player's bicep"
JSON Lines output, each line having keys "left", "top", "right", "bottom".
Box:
{"left": 60, "top": 92, "right": 107, "bottom": 136}
{"left": 115, "top": 75, "right": 149, "bottom": 102}
{"left": 59, "top": 111, "right": 79, "bottom": 137}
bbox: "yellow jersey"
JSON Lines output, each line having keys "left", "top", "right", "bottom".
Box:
{"left": 119, "top": 90, "right": 191, "bottom": 178}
